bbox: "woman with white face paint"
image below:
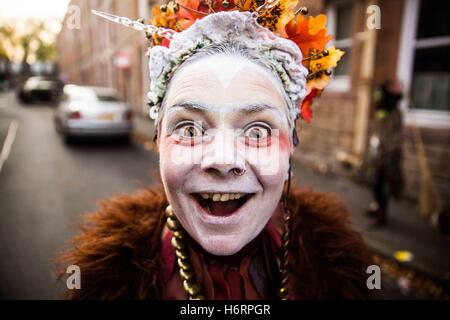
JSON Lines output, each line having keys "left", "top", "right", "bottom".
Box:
{"left": 60, "top": 1, "right": 374, "bottom": 300}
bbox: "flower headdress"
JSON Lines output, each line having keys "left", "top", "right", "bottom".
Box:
{"left": 93, "top": 0, "right": 344, "bottom": 126}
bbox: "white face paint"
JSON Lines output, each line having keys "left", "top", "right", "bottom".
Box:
{"left": 196, "top": 55, "right": 264, "bottom": 89}
{"left": 158, "top": 55, "right": 293, "bottom": 256}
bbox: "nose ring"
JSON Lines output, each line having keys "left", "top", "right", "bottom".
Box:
{"left": 233, "top": 168, "right": 246, "bottom": 176}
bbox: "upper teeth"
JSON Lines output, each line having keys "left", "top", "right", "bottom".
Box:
{"left": 200, "top": 193, "right": 246, "bottom": 201}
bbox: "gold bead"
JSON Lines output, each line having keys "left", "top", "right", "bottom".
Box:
{"left": 299, "top": 7, "right": 308, "bottom": 15}
{"left": 173, "top": 230, "right": 184, "bottom": 239}
{"left": 175, "top": 248, "right": 188, "bottom": 260}
{"left": 325, "top": 70, "right": 332, "bottom": 76}
{"left": 160, "top": 4, "right": 167, "bottom": 12}
{"left": 281, "top": 276, "right": 289, "bottom": 287}
{"left": 183, "top": 280, "right": 201, "bottom": 296}
{"left": 279, "top": 286, "right": 288, "bottom": 297}
{"left": 165, "top": 205, "right": 174, "bottom": 217}
{"left": 322, "top": 49, "right": 329, "bottom": 56}
{"left": 180, "top": 268, "right": 193, "bottom": 281}
{"left": 282, "top": 230, "right": 290, "bottom": 241}
{"left": 166, "top": 217, "right": 179, "bottom": 230}
{"left": 171, "top": 237, "right": 184, "bottom": 250}
{"left": 177, "top": 258, "right": 192, "bottom": 271}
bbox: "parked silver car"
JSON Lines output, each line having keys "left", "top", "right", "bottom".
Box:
{"left": 54, "top": 85, "right": 133, "bottom": 142}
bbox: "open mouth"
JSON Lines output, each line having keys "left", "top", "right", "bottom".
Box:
{"left": 192, "top": 192, "right": 254, "bottom": 217}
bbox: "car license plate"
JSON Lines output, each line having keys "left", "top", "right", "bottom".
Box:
{"left": 97, "top": 113, "right": 114, "bottom": 121}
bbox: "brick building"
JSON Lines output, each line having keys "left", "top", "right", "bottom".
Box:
{"left": 298, "top": 0, "right": 449, "bottom": 213}
{"left": 56, "top": 0, "right": 155, "bottom": 116}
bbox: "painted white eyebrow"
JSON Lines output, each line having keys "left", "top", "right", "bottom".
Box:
{"left": 168, "top": 101, "right": 282, "bottom": 116}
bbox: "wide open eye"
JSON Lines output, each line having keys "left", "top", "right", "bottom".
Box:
{"left": 181, "top": 125, "right": 202, "bottom": 138}
{"left": 244, "top": 123, "right": 272, "bottom": 147}
{"left": 173, "top": 121, "right": 204, "bottom": 144}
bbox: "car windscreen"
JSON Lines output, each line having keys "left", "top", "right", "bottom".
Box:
{"left": 65, "top": 87, "right": 122, "bottom": 103}
{"left": 95, "top": 93, "right": 122, "bottom": 102}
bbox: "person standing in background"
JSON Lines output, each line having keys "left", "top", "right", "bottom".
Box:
{"left": 367, "top": 80, "right": 404, "bottom": 227}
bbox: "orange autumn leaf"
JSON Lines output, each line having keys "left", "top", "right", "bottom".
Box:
{"left": 306, "top": 75, "right": 330, "bottom": 91}
{"left": 174, "top": 0, "right": 205, "bottom": 29}
{"left": 178, "top": 0, "right": 202, "bottom": 12}
{"left": 275, "top": 0, "right": 299, "bottom": 37}
{"left": 151, "top": 6, "right": 172, "bottom": 28}
{"left": 286, "top": 14, "right": 332, "bottom": 55}
{"left": 235, "top": 0, "right": 299, "bottom": 35}
{"left": 306, "top": 46, "right": 345, "bottom": 90}
{"left": 308, "top": 14, "right": 327, "bottom": 35}
{"left": 236, "top": 0, "right": 255, "bottom": 11}
{"left": 241, "top": 0, "right": 253, "bottom": 10}
{"left": 301, "top": 99, "right": 313, "bottom": 123}
{"left": 299, "top": 88, "right": 321, "bottom": 123}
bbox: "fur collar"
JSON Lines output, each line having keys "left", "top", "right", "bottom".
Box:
{"left": 58, "top": 187, "right": 373, "bottom": 299}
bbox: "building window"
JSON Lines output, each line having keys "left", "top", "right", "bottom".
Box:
{"left": 333, "top": 2, "right": 353, "bottom": 76}
{"left": 326, "top": 1, "right": 354, "bottom": 91}
{"left": 410, "top": 1, "right": 450, "bottom": 112}
{"left": 397, "top": 0, "right": 450, "bottom": 127}
{"left": 412, "top": 46, "right": 450, "bottom": 111}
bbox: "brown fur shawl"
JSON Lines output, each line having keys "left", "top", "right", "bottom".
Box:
{"left": 58, "top": 187, "right": 374, "bottom": 299}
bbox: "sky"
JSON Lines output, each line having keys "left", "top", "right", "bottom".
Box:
{"left": 0, "top": 0, "right": 71, "bottom": 63}
{"left": 0, "top": 0, "right": 70, "bottom": 21}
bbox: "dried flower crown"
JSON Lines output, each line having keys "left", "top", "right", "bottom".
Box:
{"left": 93, "top": 0, "right": 344, "bottom": 124}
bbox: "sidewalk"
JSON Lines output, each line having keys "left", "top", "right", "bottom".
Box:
{"left": 291, "top": 155, "right": 450, "bottom": 289}
{"left": 133, "top": 114, "right": 450, "bottom": 293}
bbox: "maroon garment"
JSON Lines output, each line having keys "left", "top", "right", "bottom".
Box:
{"left": 161, "top": 223, "right": 283, "bottom": 300}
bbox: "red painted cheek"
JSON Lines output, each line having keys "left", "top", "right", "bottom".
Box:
{"left": 160, "top": 136, "right": 187, "bottom": 157}
{"left": 164, "top": 135, "right": 181, "bottom": 147}
{"left": 160, "top": 144, "right": 192, "bottom": 189}
{"left": 275, "top": 131, "right": 291, "bottom": 153}
{"left": 160, "top": 137, "right": 182, "bottom": 166}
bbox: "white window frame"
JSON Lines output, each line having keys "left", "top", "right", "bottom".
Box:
{"left": 397, "top": 0, "right": 450, "bottom": 129}
{"left": 326, "top": 1, "right": 353, "bottom": 92}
